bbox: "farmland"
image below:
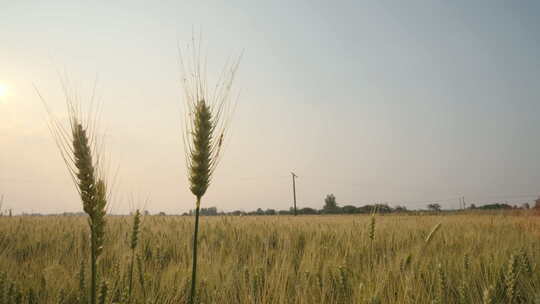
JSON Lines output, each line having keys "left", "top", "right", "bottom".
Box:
{"left": 0, "top": 213, "right": 538, "bottom": 303}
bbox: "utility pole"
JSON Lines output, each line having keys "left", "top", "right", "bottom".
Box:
{"left": 291, "top": 172, "right": 298, "bottom": 216}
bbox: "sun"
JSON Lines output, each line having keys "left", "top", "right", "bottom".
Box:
{"left": 0, "top": 84, "right": 7, "bottom": 98}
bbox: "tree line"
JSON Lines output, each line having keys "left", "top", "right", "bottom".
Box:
{"left": 180, "top": 194, "right": 540, "bottom": 216}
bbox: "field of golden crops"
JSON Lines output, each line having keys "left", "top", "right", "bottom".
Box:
{"left": 0, "top": 213, "right": 538, "bottom": 303}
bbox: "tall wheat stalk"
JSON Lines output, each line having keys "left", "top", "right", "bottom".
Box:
{"left": 37, "top": 80, "right": 111, "bottom": 304}
{"left": 128, "top": 209, "right": 141, "bottom": 300}
{"left": 425, "top": 223, "right": 442, "bottom": 246}
{"left": 179, "top": 39, "right": 240, "bottom": 304}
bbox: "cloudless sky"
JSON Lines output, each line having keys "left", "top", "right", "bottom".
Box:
{"left": 1, "top": 1, "right": 539, "bottom": 214}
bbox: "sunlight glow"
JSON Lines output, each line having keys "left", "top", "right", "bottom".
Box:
{"left": 0, "top": 84, "right": 7, "bottom": 98}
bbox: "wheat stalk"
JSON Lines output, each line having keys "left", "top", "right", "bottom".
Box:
{"left": 425, "top": 223, "right": 442, "bottom": 246}
{"left": 37, "top": 79, "right": 112, "bottom": 304}
{"left": 482, "top": 285, "right": 494, "bottom": 304}
{"left": 368, "top": 214, "right": 376, "bottom": 242}
{"left": 98, "top": 281, "right": 108, "bottom": 304}
{"left": 128, "top": 209, "right": 141, "bottom": 299}
{"left": 179, "top": 37, "right": 240, "bottom": 304}
{"left": 136, "top": 254, "right": 146, "bottom": 301}
{"left": 436, "top": 263, "right": 447, "bottom": 303}
{"left": 79, "top": 260, "right": 87, "bottom": 303}
{"left": 506, "top": 253, "right": 519, "bottom": 304}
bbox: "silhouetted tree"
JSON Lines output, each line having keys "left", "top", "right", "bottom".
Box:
{"left": 478, "top": 203, "right": 512, "bottom": 210}
{"left": 427, "top": 203, "right": 441, "bottom": 212}
{"left": 299, "top": 207, "right": 318, "bottom": 215}
{"left": 264, "top": 209, "right": 276, "bottom": 215}
{"left": 394, "top": 205, "right": 408, "bottom": 212}
{"left": 231, "top": 210, "right": 244, "bottom": 216}
{"left": 341, "top": 205, "right": 358, "bottom": 214}
{"left": 323, "top": 194, "right": 339, "bottom": 214}
{"left": 374, "top": 204, "right": 392, "bottom": 213}
{"left": 191, "top": 207, "right": 218, "bottom": 216}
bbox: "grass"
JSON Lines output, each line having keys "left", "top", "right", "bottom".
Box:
{"left": 0, "top": 213, "right": 538, "bottom": 303}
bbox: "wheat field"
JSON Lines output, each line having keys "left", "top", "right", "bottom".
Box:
{"left": 0, "top": 213, "right": 538, "bottom": 303}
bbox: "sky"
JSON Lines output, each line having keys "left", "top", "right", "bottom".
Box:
{"left": 1, "top": 1, "right": 539, "bottom": 214}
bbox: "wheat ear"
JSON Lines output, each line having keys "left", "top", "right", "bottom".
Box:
{"left": 180, "top": 38, "right": 240, "bottom": 304}
{"left": 37, "top": 79, "right": 111, "bottom": 304}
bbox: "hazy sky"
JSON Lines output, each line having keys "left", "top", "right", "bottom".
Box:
{"left": 1, "top": 1, "right": 539, "bottom": 214}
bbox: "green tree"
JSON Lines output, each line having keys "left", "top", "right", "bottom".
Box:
{"left": 323, "top": 194, "right": 339, "bottom": 213}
